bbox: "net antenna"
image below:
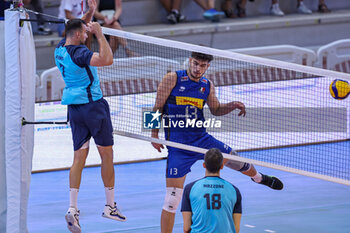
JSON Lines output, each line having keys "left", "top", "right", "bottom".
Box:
{"left": 98, "top": 27, "right": 350, "bottom": 185}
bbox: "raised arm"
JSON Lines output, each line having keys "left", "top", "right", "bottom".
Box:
{"left": 88, "top": 22, "right": 113, "bottom": 66}
{"left": 206, "top": 80, "right": 246, "bottom": 117}
{"left": 151, "top": 72, "right": 177, "bottom": 152}
{"left": 81, "top": 0, "right": 97, "bottom": 23}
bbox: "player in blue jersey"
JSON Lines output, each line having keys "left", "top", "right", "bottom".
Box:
{"left": 151, "top": 51, "right": 283, "bottom": 233}
{"left": 54, "top": 1, "right": 125, "bottom": 232}
{"left": 181, "top": 148, "right": 242, "bottom": 233}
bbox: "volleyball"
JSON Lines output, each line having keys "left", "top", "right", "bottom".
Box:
{"left": 329, "top": 79, "right": 350, "bottom": 100}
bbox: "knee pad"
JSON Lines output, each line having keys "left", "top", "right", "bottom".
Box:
{"left": 162, "top": 187, "right": 183, "bottom": 213}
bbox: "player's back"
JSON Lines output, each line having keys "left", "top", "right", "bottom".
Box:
{"left": 54, "top": 38, "right": 102, "bottom": 105}
{"left": 182, "top": 176, "right": 241, "bottom": 233}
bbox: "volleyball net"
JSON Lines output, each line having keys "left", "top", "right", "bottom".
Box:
{"left": 4, "top": 7, "right": 349, "bottom": 233}
{"left": 88, "top": 27, "right": 350, "bottom": 185}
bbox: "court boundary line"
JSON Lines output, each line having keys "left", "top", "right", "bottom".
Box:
{"left": 31, "top": 157, "right": 166, "bottom": 174}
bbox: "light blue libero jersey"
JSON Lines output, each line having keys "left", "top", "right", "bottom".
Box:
{"left": 181, "top": 176, "right": 242, "bottom": 233}
{"left": 54, "top": 38, "right": 102, "bottom": 105}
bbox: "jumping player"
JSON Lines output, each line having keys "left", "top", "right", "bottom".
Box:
{"left": 54, "top": 0, "right": 125, "bottom": 232}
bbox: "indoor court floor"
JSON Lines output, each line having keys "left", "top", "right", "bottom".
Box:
{"left": 28, "top": 141, "right": 350, "bottom": 233}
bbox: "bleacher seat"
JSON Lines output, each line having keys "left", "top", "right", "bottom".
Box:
{"left": 230, "top": 45, "right": 317, "bottom": 66}
{"left": 36, "top": 66, "right": 64, "bottom": 102}
{"left": 316, "top": 39, "right": 350, "bottom": 73}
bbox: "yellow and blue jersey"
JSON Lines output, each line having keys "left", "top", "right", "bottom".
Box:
{"left": 164, "top": 70, "right": 211, "bottom": 144}
{"left": 163, "top": 71, "right": 232, "bottom": 178}
{"left": 181, "top": 176, "right": 242, "bottom": 233}
{"left": 54, "top": 38, "right": 103, "bottom": 105}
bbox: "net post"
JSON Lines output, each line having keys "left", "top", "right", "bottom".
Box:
{"left": 0, "top": 11, "right": 6, "bottom": 233}
{"left": 4, "top": 9, "right": 36, "bottom": 232}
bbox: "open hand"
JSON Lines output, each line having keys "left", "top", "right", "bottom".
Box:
{"left": 88, "top": 0, "right": 97, "bottom": 12}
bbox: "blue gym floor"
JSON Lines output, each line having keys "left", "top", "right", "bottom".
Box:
{"left": 28, "top": 142, "right": 350, "bottom": 233}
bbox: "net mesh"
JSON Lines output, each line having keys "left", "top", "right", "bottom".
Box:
{"left": 91, "top": 27, "right": 350, "bottom": 185}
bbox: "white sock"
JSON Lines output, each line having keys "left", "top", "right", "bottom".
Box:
{"left": 69, "top": 188, "right": 79, "bottom": 209}
{"left": 105, "top": 187, "right": 115, "bottom": 206}
{"left": 252, "top": 173, "right": 262, "bottom": 183}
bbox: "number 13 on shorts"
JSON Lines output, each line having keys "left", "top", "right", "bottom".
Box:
{"left": 169, "top": 168, "right": 178, "bottom": 175}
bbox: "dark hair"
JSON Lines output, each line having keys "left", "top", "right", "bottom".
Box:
{"left": 191, "top": 51, "right": 213, "bottom": 62}
{"left": 204, "top": 148, "right": 223, "bottom": 173}
{"left": 65, "top": 18, "right": 86, "bottom": 37}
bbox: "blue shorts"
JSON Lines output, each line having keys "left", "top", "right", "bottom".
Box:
{"left": 166, "top": 134, "right": 232, "bottom": 178}
{"left": 68, "top": 98, "right": 114, "bottom": 151}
